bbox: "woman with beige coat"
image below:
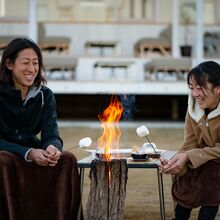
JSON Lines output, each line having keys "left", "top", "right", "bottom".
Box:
{"left": 160, "top": 61, "right": 220, "bottom": 220}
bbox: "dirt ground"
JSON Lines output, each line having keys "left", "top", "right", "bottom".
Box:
{"left": 59, "top": 123, "right": 220, "bottom": 220}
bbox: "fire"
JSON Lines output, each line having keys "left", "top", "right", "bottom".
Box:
{"left": 98, "top": 95, "right": 123, "bottom": 161}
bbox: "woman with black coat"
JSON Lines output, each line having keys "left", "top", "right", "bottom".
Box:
{"left": 0, "top": 38, "right": 81, "bottom": 220}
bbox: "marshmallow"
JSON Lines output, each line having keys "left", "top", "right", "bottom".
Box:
{"left": 136, "top": 125, "right": 149, "bottom": 137}
{"left": 79, "top": 137, "right": 92, "bottom": 148}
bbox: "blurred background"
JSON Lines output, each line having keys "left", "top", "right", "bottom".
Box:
{"left": 2, "top": 2, "right": 220, "bottom": 219}
{"left": 0, "top": 0, "right": 219, "bottom": 122}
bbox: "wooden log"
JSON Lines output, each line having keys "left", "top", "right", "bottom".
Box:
{"left": 87, "top": 159, "right": 128, "bottom": 220}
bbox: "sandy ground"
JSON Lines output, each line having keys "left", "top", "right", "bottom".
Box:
{"left": 59, "top": 123, "right": 220, "bottom": 220}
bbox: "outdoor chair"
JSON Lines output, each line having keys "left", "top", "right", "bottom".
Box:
{"left": 204, "top": 31, "right": 220, "bottom": 58}
{"left": 85, "top": 41, "right": 119, "bottom": 57}
{"left": 38, "top": 23, "right": 71, "bottom": 53}
{"left": 145, "top": 57, "right": 192, "bottom": 81}
{"left": 134, "top": 26, "right": 171, "bottom": 57}
{"left": 43, "top": 55, "right": 77, "bottom": 80}
{"left": 0, "top": 35, "right": 23, "bottom": 52}
{"left": 92, "top": 60, "right": 135, "bottom": 80}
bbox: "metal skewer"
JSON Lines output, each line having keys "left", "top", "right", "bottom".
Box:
{"left": 64, "top": 145, "right": 79, "bottom": 152}
{"left": 144, "top": 136, "right": 163, "bottom": 163}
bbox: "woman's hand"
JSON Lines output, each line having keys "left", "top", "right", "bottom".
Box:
{"left": 27, "top": 145, "right": 61, "bottom": 167}
{"left": 28, "top": 149, "right": 53, "bottom": 166}
{"left": 46, "top": 145, "right": 62, "bottom": 167}
{"left": 159, "top": 152, "right": 189, "bottom": 175}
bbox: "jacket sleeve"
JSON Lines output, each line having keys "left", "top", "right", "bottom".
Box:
{"left": 0, "top": 133, "right": 31, "bottom": 159}
{"left": 181, "top": 112, "right": 220, "bottom": 168}
{"left": 178, "top": 111, "right": 201, "bottom": 170}
{"left": 179, "top": 111, "right": 200, "bottom": 152}
{"left": 186, "top": 143, "right": 220, "bottom": 169}
{"left": 40, "top": 89, "right": 63, "bottom": 151}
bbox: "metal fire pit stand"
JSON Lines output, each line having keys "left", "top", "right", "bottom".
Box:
{"left": 77, "top": 150, "right": 176, "bottom": 220}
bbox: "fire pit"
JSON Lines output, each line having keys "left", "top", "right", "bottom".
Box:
{"left": 86, "top": 95, "right": 128, "bottom": 220}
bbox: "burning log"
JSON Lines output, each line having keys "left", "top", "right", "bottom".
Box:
{"left": 87, "top": 159, "right": 128, "bottom": 220}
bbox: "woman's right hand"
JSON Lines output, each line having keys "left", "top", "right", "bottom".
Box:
{"left": 27, "top": 149, "right": 55, "bottom": 166}
{"left": 159, "top": 152, "right": 189, "bottom": 175}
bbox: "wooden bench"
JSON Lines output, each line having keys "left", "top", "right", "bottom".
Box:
{"left": 93, "top": 60, "right": 135, "bottom": 80}
{"left": 43, "top": 55, "right": 76, "bottom": 80}
{"left": 85, "top": 41, "right": 118, "bottom": 57}
{"left": 135, "top": 27, "right": 171, "bottom": 57}
{"left": 0, "top": 35, "right": 23, "bottom": 52}
{"left": 38, "top": 23, "right": 70, "bottom": 54}
{"left": 138, "top": 40, "right": 171, "bottom": 57}
{"left": 145, "top": 58, "right": 192, "bottom": 81}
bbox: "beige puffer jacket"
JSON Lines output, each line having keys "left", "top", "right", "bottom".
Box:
{"left": 180, "top": 95, "right": 220, "bottom": 169}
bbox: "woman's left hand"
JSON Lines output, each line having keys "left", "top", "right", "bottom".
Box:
{"left": 46, "top": 145, "right": 62, "bottom": 167}
{"left": 159, "top": 152, "right": 189, "bottom": 175}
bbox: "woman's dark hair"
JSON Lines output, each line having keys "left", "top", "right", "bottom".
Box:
{"left": 0, "top": 37, "right": 46, "bottom": 86}
{"left": 187, "top": 61, "right": 220, "bottom": 88}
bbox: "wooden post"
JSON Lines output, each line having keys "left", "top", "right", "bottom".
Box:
{"left": 87, "top": 159, "right": 128, "bottom": 220}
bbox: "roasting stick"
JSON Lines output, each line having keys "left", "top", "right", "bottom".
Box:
{"left": 144, "top": 136, "right": 163, "bottom": 164}
{"left": 64, "top": 137, "right": 92, "bottom": 152}
{"left": 136, "top": 125, "right": 164, "bottom": 164}
{"left": 64, "top": 145, "right": 79, "bottom": 152}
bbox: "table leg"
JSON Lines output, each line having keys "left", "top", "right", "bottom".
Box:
{"left": 171, "top": 175, "right": 176, "bottom": 211}
{"left": 157, "top": 168, "right": 165, "bottom": 220}
{"left": 77, "top": 168, "right": 85, "bottom": 220}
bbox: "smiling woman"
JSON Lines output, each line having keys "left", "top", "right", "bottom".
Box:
{"left": 6, "top": 48, "right": 40, "bottom": 98}
{"left": 0, "top": 38, "right": 81, "bottom": 220}
{"left": 160, "top": 61, "right": 220, "bottom": 220}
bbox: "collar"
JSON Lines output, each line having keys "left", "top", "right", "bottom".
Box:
{"left": 23, "top": 85, "right": 42, "bottom": 106}
{"left": 188, "top": 95, "right": 220, "bottom": 122}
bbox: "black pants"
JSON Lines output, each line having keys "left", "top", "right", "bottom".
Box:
{"left": 173, "top": 203, "right": 219, "bottom": 220}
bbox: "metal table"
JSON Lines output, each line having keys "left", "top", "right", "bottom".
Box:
{"left": 77, "top": 150, "right": 176, "bottom": 220}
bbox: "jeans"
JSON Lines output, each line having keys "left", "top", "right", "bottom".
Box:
{"left": 173, "top": 203, "right": 219, "bottom": 220}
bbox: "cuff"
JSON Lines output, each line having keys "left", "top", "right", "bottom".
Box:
{"left": 25, "top": 148, "right": 34, "bottom": 162}
{"left": 176, "top": 165, "right": 188, "bottom": 177}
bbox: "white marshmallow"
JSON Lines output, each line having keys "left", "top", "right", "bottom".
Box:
{"left": 79, "top": 137, "right": 92, "bottom": 148}
{"left": 136, "top": 125, "right": 149, "bottom": 137}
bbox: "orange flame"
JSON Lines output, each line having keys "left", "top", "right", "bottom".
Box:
{"left": 98, "top": 95, "right": 123, "bottom": 161}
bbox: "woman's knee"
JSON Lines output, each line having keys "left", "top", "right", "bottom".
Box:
{"left": 0, "top": 151, "right": 17, "bottom": 166}
{"left": 61, "top": 151, "right": 78, "bottom": 165}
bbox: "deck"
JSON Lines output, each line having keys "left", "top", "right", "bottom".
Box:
{"left": 47, "top": 80, "right": 188, "bottom": 95}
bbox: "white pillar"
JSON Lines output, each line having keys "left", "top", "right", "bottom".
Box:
{"left": 171, "top": 0, "right": 179, "bottom": 58}
{"left": 155, "top": 0, "right": 161, "bottom": 23}
{"left": 195, "top": 0, "right": 204, "bottom": 64}
{"left": 0, "top": 0, "right": 5, "bottom": 16}
{"left": 113, "top": 0, "right": 119, "bottom": 21}
{"left": 28, "top": 0, "right": 37, "bottom": 43}
{"left": 134, "top": 0, "right": 142, "bottom": 19}
{"left": 123, "top": 0, "right": 130, "bottom": 19}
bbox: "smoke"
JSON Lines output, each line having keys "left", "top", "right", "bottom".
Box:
{"left": 118, "top": 94, "right": 136, "bottom": 121}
